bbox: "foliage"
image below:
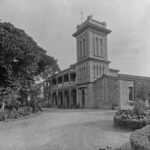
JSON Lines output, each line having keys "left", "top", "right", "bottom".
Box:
{"left": 114, "top": 109, "right": 150, "bottom": 130}
{"left": 36, "top": 54, "right": 60, "bottom": 80}
{"left": 0, "top": 107, "right": 33, "bottom": 121}
{"left": 0, "top": 21, "right": 60, "bottom": 109}
{"left": 115, "top": 109, "right": 150, "bottom": 120}
{"left": 133, "top": 100, "right": 145, "bottom": 115}
{"left": 136, "top": 82, "right": 150, "bottom": 102}
{"left": 130, "top": 125, "right": 150, "bottom": 150}
{"left": 29, "top": 84, "right": 43, "bottom": 113}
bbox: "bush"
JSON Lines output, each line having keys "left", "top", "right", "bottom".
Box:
{"left": 0, "top": 107, "right": 33, "bottom": 121}
{"left": 130, "top": 125, "right": 150, "bottom": 150}
{"left": 133, "top": 99, "right": 145, "bottom": 115}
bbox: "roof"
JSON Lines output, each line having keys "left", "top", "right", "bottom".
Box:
{"left": 72, "top": 16, "right": 111, "bottom": 37}
{"left": 109, "top": 68, "right": 120, "bottom": 72}
{"left": 47, "top": 65, "right": 76, "bottom": 81}
{"left": 118, "top": 74, "right": 150, "bottom": 82}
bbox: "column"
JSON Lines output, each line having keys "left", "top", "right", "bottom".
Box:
{"left": 69, "top": 73, "right": 71, "bottom": 82}
{"left": 63, "top": 90, "right": 65, "bottom": 107}
{"left": 69, "top": 89, "right": 72, "bottom": 108}
{"left": 76, "top": 88, "right": 80, "bottom": 108}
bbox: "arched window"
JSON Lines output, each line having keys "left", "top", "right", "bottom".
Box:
{"left": 96, "top": 37, "right": 99, "bottom": 56}
{"left": 97, "top": 65, "right": 99, "bottom": 77}
{"left": 99, "top": 66, "right": 101, "bottom": 76}
{"left": 93, "top": 65, "right": 96, "bottom": 78}
{"left": 80, "top": 41, "right": 82, "bottom": 57}
{"left": 100, "top": 39, "right": 103, "bottom": 56}
{"left": 93, "top": 37, "right": 96, "bottom": 55}
{"left": 79, "top": 69, "right": 81, "bottom": 80}
{"left": 102, "top": 66, "right": 105, "bottom": 74}
{"left": 83, "top": 39, "right": 86, "bottom": 57}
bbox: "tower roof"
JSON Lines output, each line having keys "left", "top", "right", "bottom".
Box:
{"left": 72, "top": 15, "right": 111, "bottom": 37}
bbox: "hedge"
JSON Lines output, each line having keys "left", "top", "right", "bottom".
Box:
{"left": 130, "top": 125, "right": 150, "bottom": 150}
{"left": 114, "top": 115, "right": 148, "bottom": 130}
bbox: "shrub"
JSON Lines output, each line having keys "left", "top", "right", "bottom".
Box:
{"left": 130, "top": 125, "right": 150, "bottom": 150}
{"left": 0, "top": 107, "right": 33, "bottom": 121}
{"left": 0, "top": 111, "right": 7, "bottom": 121}
{"left": 133, "top": 99, "right": 145, "bottom": 115}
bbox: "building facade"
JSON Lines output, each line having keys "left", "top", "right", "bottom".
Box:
{"left": 44, "top": 16, "right": 150, "bottom": 109}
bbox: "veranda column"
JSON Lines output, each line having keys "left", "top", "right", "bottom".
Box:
{"left": 69, "top": 73, "right": 71, "bottom": 82}
{"left": 69, "top": 88, "right": 72, "bottom": 108}
{"left": 56, "top": 91, "right": 58, "bottom": 107}
{"left": 76, "top": 88, "right": 80, "bottom": 108}
{"left": 62, "top": 90, "right": 65, "bottom": 107}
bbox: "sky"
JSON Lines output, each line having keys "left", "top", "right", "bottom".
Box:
{"left": 0, "top": 0, "right": 150, "bottom": 77}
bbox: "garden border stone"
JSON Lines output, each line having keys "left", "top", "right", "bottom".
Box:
{"left": 130, "top": 125, "right": 150, "bottom": 150}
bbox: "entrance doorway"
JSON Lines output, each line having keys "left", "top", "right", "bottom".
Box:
{"left": 82, "top": 90, "right": 85, "bottom": 108}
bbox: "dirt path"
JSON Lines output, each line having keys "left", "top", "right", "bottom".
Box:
{"left": 0, "top": 109, "right": 132, "bottom": 150}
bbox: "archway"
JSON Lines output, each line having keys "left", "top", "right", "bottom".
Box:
{"left": 52, "top": 92, "right": 57, "bottom": 107}
{"left": 48, "top": 93, "right": 51, "bottom": 107}
{"left": 64, "top": 90, "right": 69, "bottom": 108}
{"left": 82, "top": 90, "right": 85, "bottom": 108}
{"left": 71, "top": 89, "right": 77, "bottom": 108}
{"left": 58, "top": 92, "right": 63, "bottom": 107}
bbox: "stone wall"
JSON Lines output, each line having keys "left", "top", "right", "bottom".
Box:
{"left": 93, "top": 77, "right": 104, "bottom": 108}
{"left": 93, "top": 76, "right": 120, "bottom": 109}
{"left": 108, "top": 77, "right": 120, "bottom": 109}
{"left": 119, "top": 80, "right": 134, "bottom": 109}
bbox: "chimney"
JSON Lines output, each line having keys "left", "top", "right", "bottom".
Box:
{"left": 87, "top": 15, "right": 93, "bottom": 20}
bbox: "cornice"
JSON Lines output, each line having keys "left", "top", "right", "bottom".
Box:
{"left": 76, "top": 57, "right": 111, "bottom": 65}
{"left": 72, "top": 22, "right": 111, "bottom": 37}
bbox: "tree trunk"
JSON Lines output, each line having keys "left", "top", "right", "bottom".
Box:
{"left": 1, "top": 101, "right": 5, "bottom": 111}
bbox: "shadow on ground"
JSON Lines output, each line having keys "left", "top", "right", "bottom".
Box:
{"left": 81, "top": 119, "right": 132, "bottom": 133}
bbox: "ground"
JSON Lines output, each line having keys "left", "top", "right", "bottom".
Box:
{"left": 0, "top": 109, "right": 132, "bottom": 150}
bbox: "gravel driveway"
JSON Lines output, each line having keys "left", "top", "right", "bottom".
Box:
{"left": 0, "top": 109, "right": 132, "bottom": 150}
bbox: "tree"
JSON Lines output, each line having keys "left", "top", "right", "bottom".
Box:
{"left": 136, "top": 81, "right": 150, "bottom": 107}
{"left": 36, "top": 54, "right": 60, "bottom": 80}
{"left": 0, "top": 21, "right": 60, "bottom": 110}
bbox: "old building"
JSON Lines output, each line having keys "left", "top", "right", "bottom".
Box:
{"left": 44, "top": 15, "right": 150, "bottom": 109}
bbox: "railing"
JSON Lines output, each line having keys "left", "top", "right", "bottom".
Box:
{"left": 50, "top": 81, "right": 76, "bottom": 90}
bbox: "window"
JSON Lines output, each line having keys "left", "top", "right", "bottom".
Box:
{"left": 83, "top": 67, "right": 84, "bottom": 78}
{"left": 83, "top": 39, "right": 86, "bottom": 57}
{"left": 100, "top": 39, "right": 103, "bottom": 56}
{"left": 84, "top": 66, "right": 86, "bottom": 77}
{"left": 96, "top": 37, "right": 99, "bottom": 56}
{"left": 80, "top": 41, "right": 82, "bottom": 57}
{"left": 97, "top": 65, "right": 99, "bottom": 77}
{"left": 78, "top": 69, "right": 81, "bottom": 80}
{"left": 99, "top": 66, "right": 101, "bottom": 76}
{"left": 93, "top": 37, "right": 96, "bottom": 55}
{"left": 129, "top": 87, "right": 134, "bottom": 101}
{"left": 102, "top": 66, "right": 105, "bottom": 74}
{"left": 93, "top": 65, "right": 96, "bottom": 78}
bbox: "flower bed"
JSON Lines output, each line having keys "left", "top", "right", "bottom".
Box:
{"left": 130, "top": 125, "right": 150, "bottom": 150}
{"left": 114, "top": 110, "right": 150, "bottom": 130}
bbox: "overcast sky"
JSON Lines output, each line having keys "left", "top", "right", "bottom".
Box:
{"left": 0, "top": 0, "right": 150, "bottom": 76}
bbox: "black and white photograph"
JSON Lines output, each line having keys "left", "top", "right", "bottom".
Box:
{"left": 0, "top": 0, "right": 150, "bottom": 150}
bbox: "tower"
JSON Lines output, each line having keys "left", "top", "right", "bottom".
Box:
{"left": 73, "top": 15, "right": 111, "bottom": 84}
{"left": 72, "top": 15, "right": 111, "bottom": 108}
